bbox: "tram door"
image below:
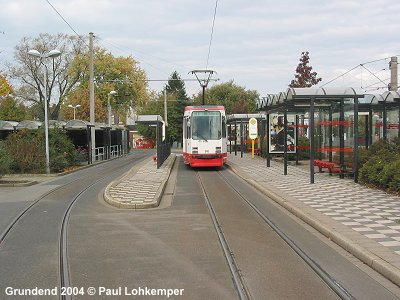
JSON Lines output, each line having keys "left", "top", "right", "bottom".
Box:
{"left": 184, "top": 116, "right": 191, "bottom": 153}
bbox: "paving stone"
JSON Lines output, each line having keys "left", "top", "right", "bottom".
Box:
{"left": 228, "top": 153, "right": 400, "bottom": 256}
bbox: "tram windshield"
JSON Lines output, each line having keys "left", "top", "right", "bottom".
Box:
{"left": 192, "top": 111, "right": 221, "bottom": 141}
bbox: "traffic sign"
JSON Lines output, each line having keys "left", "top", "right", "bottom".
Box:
{"left": 249, "top": 118, "right": 258, "bottom": 139}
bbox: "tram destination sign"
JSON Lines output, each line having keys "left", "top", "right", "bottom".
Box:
{"left": 249, "top": 117, "right": 258, "bottom": 139}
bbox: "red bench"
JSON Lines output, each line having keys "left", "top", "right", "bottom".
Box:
{"left": 314, "top": 160, "right": 341, "bottom": 173}
{"left": 314, "top": 160, "right": 354, "bottom": 175}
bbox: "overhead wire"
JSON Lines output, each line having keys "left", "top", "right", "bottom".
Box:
{"left": 43, "top": 0, "right": 199, "bottom": 92}
{"left": 205, "top": 0, "right": 218, "bottom": 71}
{"left": 360, "top": 64, "right": 387, "bottom": 87}
{"left": 320, "top": 55, "right": 399, "bottom": 88}
{"left": 45, "top": 0, "right": 89, "bottom": 48}
{"left": 96, "top": 36, "right": 191, "bottom": 77}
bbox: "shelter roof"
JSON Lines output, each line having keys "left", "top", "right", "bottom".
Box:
{"left": 135, "top": 115, "right": 164, "bottom": 124}
{"left": 64, "top": 119, "right": 92, "bottom": 130}
{"left": 48, "top": 120, "right": 66, "bottom": 128}
{"left": 16, "top": 120, "right": 42, "bottom": 129}
{"left": 0, "top": 121, "right": 19, "bottom": 130}
{"left": 227, "top": 113, "right": 266, "bottom": 122}
{"left": 286, "top": 87, "right": 364, "bottom": 100}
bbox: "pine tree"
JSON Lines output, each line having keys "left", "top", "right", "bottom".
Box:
{"left": 165, "top": 71, "right": 189, "bottom": 146}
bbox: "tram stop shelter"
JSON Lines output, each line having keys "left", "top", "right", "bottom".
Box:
{"left": 0, "top": 121, "right": 19, "bottom": 139}
{"left": 256, "top": 87, "right": 400, "bottom": 184}
{"left": 226, "top": 113, "right": 266, "bottom": 157}
{"left": 135, "top": 115, "right": 170, "bottom": 168}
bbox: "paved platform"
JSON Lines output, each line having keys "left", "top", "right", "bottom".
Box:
{"left": 104, "top": 154, "right": 176, "bottom": 209}
{"left": 227, "top": 152, "right": 400, "bottom": 286}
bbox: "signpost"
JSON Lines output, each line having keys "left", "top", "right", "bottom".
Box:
{"left": 249, "top": 118, "right": 258, "bottom": 159}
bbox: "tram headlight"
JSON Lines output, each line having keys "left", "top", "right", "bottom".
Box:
{"left": 216, "top": 147, "right": 221, "bottom": 154}
{"left": 192, "top": 147, "right": 198, "bottom": 154}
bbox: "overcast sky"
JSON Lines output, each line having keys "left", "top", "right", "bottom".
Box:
{"left": 1, "top": 0, "right": 399, "bottom": 97}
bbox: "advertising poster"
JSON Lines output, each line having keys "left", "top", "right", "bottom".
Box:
{"left": 269, "top": 114, "right": 296, "bottom": 153}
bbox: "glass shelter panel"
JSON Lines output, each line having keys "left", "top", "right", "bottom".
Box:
{"left": 387, "top": 108, "right": 400, "bottom": 141}
{"left": 268, "top": 114, "right": 296, "bottom": 153}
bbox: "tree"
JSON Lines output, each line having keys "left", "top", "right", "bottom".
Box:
{"left": 166, "top": 71, "right": 189, "bottom": 101}
{"left": 65, "top": 47, "right": 150, "bottom": 123}
{"left": 0, "top": 73, "right": 26, "bottom": 121}
{"left": 194, "top": 81, "right": 258, "bottom": 114}
{"left": 0, "top": 96, "right": 27, "bottom": 121}
{"left": 59, "top": 87, "right": 107, "bottom": 121}
{"left": 136, "top": 71, "right": 189, "bottom": 145}
{"left": 164, "top": 71, "right": 190, "bottom": 144}
{"left": 8, "top": 33, "right": 87, "bottom": 121}
{"left": 0, "top": 73, "right": 13, "bottom": 97}
{"left": 289, "top": 51, "right": 322, "bottom": 88}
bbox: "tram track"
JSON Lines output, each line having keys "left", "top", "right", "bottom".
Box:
{"left": 216, "top": 169, "right": 356, "bottom": 300}
{"left": 196, "top": 171, "right": 250, "bottom": 300}
{"left": 0, "top": 152, "right": 150, "bottom": 300}
{"left": 59, "top": 169, "right": 132, "bottom": 300}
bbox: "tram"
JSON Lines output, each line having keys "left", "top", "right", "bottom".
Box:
{"left": 183, "top": 105, "right": 227, "bottom": 167}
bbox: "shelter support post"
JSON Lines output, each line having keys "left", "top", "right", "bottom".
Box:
{"left": 339, "top": 99, "right": 345, "bottom": 179}
{"left": 104, "top": 129, "right": 109, "bottom": 160}
{"left": 398, "top": 103, "right": 400, "bottom": 138}
{"left": 398, "top": 104, "right": 400, "bottom": 138}
{"left": 328, "top": 107, "right": 333, "bottom": 163}
{"left": 234, "top": 121, "right": 237, "bottom": 156}
{"left": 86, "top": 125, "right": 93, "bottom": 164}
{"left": 369, "top": 109, "right": 373, "bottom": 147}
{"left": 229, "top": 123, "right": 232, "bottom": 154}
{"left": 266, "top": 113, "right": 270, "bottom": 167}
{"left": 354, "top": 97, "right": 359, "bottom": 183}
{"left": 310, "top": 97, "right": 315, "bottom": 184}
{"left": 284, "top": 108, "right": 288, "bottom": 175}
{"left": 318, "top": 110, "right": 323, "bottom": 160}
{"left": 365, "top": 115, "right": 369, "bottom": 149}
{"left": 157, "top": 122, "right": 161, "bottom": 169}
{"left": 295, "top": 115, "right": 299, "bottom": 165}
{"left": 240, "top": 120, "right": 243, "bottom": 158}
{"left": 383, "top": 104, "right": 387, "bottom": 140}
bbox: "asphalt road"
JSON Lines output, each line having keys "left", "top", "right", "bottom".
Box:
{"left": 0, "top": 152, "right": 399, "bottom": 300}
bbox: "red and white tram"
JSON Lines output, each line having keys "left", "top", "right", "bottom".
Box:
{"left": 183, "top": 105, "right": 227, "bottom": 167}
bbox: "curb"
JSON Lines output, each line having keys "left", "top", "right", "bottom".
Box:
{"left": 0, "top": 180, "right": 39, "bottom": 187}
{"left": 104, "top": 154, "right": 176, "bottom": 209}
{"left": 226, "top": 161, "right": 400, "bottom": 287}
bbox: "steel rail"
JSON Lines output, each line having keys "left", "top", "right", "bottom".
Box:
{"left": 196, "top": 171, "right": 250, "bottom": 300}
{"left": 59, "top": 174, "right": 115, "bottom": 300}
{"left": 58, "top": 154, "right": 149, "bottom": 300}
{"left": 0, "top": 177, "right": 82, "bottom": 246}
{"left": 0, "top": 154, "right": 147, "bottom": 247}
{"left": 0, "top": 153, "right": 149, "bottom": 300}
{"left": 218, "top": 171, "right": 356, "bottom": 300}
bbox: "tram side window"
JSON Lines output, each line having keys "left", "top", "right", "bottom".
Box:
{"left": 222, "top": 116, "right": 226, "bottom": 138}
{"left": 186, "top": 119, "right": 191, "bottom": 139}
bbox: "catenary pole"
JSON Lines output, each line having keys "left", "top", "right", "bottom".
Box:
{"left": 89, "top": 32, "right": 95, "bottom": 163}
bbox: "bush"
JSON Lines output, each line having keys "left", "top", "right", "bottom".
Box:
{"left": 48, "top": 127, "right": 79, "bottom": 173}
{"left": 5, "top": 129, "right": 45, "bottom": 173}
{"left": 4, "top": 128, "right": 79, "bottom": 174}
{"left": 0, "top": 141, "right": 13, "bottom": 176}
{"left": 359, "top": 139, "right": 400, "bottom": 193}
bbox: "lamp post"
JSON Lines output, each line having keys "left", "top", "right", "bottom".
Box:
{"left": 68, "top": 104, "right": 81, "bottom": 120}
{"left": 28, "top": 49, "right": 61, "bottom": 174}
{"left": 107, "top": 91, "right": 117, "bottom": 126}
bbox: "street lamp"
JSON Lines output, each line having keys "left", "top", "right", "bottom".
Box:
{"left": 107, "top": 91, "right": 117, "bottom": 126}
{"left": 68, "top": 104, "right": 81, "bottom": 120}
{"left": 28, "top": 49, "right": 62, "bottom": 174}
